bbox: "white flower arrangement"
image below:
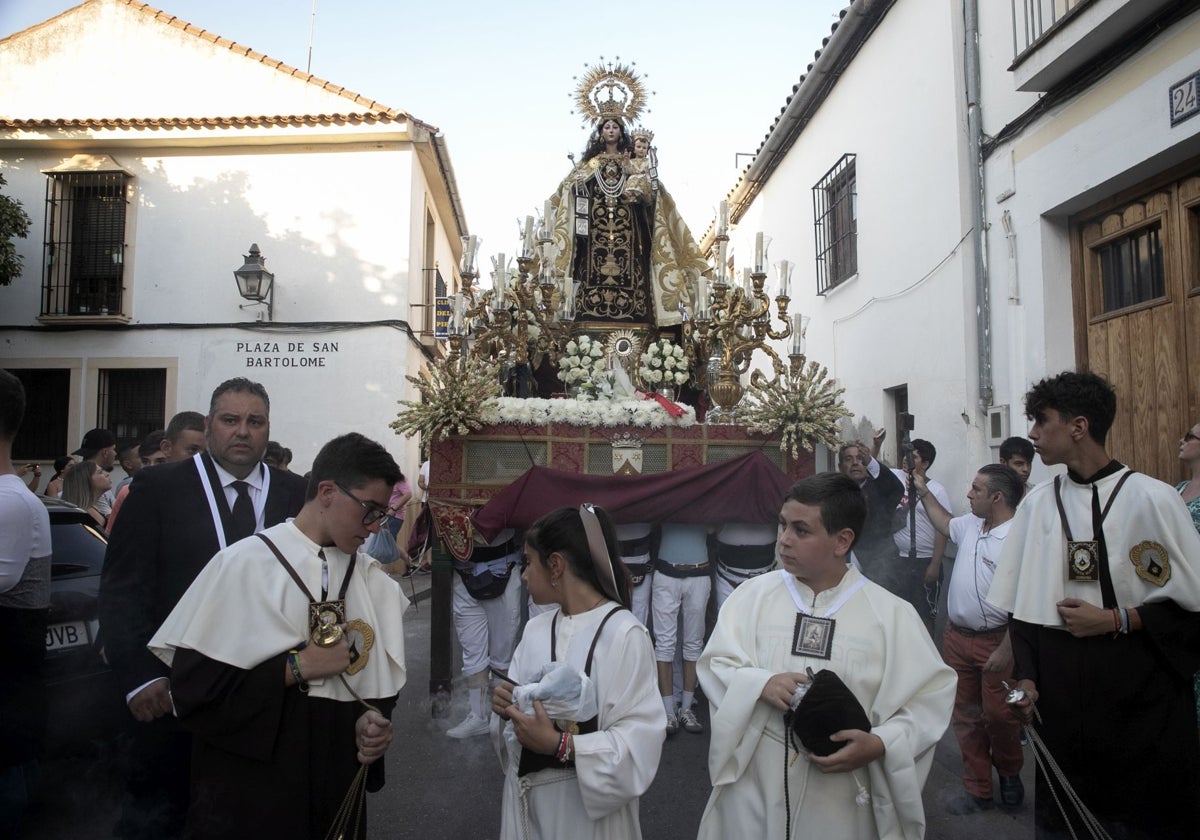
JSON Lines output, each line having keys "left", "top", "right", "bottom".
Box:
{"left": 558, "top": 334, "right": 608, "bottom": 386}
{"left": 638, "top": 338, "right": 690, "bottom": 389}
{"left": 740, "top": 360, "right": 852, "bottom": 459}
{"left": 482, "top": 397, "right": 696, "bottom": 429}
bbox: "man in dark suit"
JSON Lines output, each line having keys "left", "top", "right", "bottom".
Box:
{"left": 98, "top": 377, "right": 307, "bottom": 839}
{"left": 838, "top": 440, "right": 905, "bottom": 590}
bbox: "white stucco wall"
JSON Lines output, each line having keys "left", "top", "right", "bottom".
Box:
{"left": 1, "top": 142, "right": 417, "bottom": 324}
{"left": 0, "top": 0, "right": 378, "bottom": 119}
{"left": 0, "top": 0, "right": 464, "bottom": 479}
{"left": 980, "top": 8, "right": 1200, "bottom": 452}
{"left": 733, "top": 0, "right": 980, "bottom": 504}
{"left": 0, "top": 324, "right": 416, "bottom": 473}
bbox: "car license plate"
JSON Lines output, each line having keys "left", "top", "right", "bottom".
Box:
{"left": 46, "top": 621, "right": 90, "bottom": 651}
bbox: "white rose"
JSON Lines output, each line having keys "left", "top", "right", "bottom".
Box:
{"left": 650, "top": 357, "right": 662, "bottom": 368}
{"left": 675, "top": 372, "right": 688, "bottom": 386}
{"left": 673, "top": 345, "right": 684, "bottom": 358}
{"left": 651, "top": 370, "right": 663, "bottom": 383}
{"left": 566, "top": 341, "right": 578, "bottom": 354}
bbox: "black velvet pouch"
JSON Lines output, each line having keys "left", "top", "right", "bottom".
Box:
{"left": 786, "top": 668, "right": 871, "bottom": 756}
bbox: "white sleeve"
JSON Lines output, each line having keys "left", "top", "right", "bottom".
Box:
{"left": 0, "top": 491, "right": 35, "bottom": 593}
{"left": 571, "top": 620, "right": 665, "bottom": 820}
{"left": 697, "top": 584, "right": 778, "bottom": 787}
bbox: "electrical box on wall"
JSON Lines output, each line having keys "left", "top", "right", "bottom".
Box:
{"left": 987, "top": 405, "right": 1010, "bottom": 447}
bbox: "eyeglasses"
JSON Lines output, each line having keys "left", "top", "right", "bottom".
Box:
{"left": 335, "top": 483, "right": 391, "bottom": 526}
{"left": 1185, "top": 432, "right": 1200, "bottom": 443}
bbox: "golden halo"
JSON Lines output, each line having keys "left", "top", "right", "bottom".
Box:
{"left": 572, "top": 57, "right": 650, "bottom": 126}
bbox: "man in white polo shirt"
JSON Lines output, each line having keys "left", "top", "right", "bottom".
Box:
{"left": 915, "top": 463, "right": 1025, "bottom": 815}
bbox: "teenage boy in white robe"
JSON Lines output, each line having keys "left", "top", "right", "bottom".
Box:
{"left": 697, "top": 472, "right": 955, "bottom": 839}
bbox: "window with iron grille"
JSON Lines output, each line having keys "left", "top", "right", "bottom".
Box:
{"left": 1095, "top": 223, "right": 1166, "bottom": 313}
{"left": 9, "top": 369, "right": 71, "bottom": 461}
{"left": 813, "top": 154, "right": 857, "bottom": 294}
{"left": 98, "top": 369, "right": 165, "bottom": 445}
{"left": 42, "top": 172, "right": 129, "bottom": 316}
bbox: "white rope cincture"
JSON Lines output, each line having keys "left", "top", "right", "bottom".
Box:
{"left": 517, "top": 768, "right": 577, "bottom": 840}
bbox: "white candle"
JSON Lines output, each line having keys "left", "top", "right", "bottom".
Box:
{"left": 495, "top": 253, "right": 506, "bottom": 296}
{"left": 754, "top": 232, "right": 764, "bottom": 272}
{"left": 791, "top": 313, "right": 809, "bottom": 355}
{"left": 522, "top": 216, "right": 534, "bottom": 255}
{"left": 742, "top": 267, "right": 753, "bottom": 296}
{"left": 544, "top": 200, "right": 554, "bottom": 234}
{"left": 718, "top": 239, "right": 728, "bottom": 281}
{"left": 718, "top": 200, "right": 729, "bottom": 234}
{"left": 777, "top": 259, "right": 792, "bottom": 298}
{"left": 464, "top": 235, "right": 478, "bottom": 273}
{"left": 561, "top": 275, "right": 574, "bottom": 319}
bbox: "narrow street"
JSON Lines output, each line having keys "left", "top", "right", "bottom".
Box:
{"left": 21, "top": 563, "right": 1034, "bottom": 839}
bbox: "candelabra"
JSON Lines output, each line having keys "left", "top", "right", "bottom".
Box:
{"left": 682, "top": 216, "right": 799, "bottom": 420}
{"left": 449, "top": 226, "right": 573, "bottom": 397}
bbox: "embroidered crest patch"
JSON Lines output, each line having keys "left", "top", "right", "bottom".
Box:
{"left": 1129, "top": 540, "right": 1170, "bottom": 586}
{"left": 344, "top": 619, "right": 375, "bottom": 675}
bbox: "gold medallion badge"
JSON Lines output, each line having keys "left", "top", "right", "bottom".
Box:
{"left": 1129, "top": 540, "right": 1171, "bottom": 587}
{"left": 344, "top": 619, "right": 375, "bottom": 675}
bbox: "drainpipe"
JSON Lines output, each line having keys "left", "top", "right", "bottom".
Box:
{"left": 965, "top": 0, "right": 993, "bottom": 408}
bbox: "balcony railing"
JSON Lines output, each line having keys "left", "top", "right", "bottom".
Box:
{"left": 1011, "top": 0, "right": 1090, "bottom": 61}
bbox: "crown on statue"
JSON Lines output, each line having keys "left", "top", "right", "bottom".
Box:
{"left": 630, "top": 125, "right": 655, "bottom": 143}
{"left": 572, "top": 57, "right": 650, "bottom": 126}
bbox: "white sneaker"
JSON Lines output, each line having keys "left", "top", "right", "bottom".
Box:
{"left": 665, "top": 708, "right": 679, "bottom": 736}
{"left": 678, "top": 705, "right": 703, "bottom": 734}
{"left": 446, "top": 712, "right": 490, "bottom": 739}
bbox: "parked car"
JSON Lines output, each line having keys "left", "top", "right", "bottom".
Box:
{"left": 42, "top": 496, "right": 127, "bottom": 755}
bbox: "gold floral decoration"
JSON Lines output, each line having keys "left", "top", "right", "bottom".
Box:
{"left": 740, "top": 361, "right": 852, "bottom": 459}
{"left": 390, "top": 357, "right": 502, "bottom": 442}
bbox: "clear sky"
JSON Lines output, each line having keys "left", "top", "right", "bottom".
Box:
{"left": 0, "top": 0, "right": 848, "bottom": 267}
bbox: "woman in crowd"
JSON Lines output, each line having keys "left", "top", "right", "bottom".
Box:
{"left": 492, "top": 505, "right": 663, "bottom": 839}
{"left": 43, "top": 455, "right": 74, "bottom": 497}
{"left": 61, "top": 459, "right": 111, "bottom": 527}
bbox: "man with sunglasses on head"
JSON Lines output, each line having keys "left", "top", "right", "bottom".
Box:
{"left": 99, "top": 377, "right": 307, "bottom": 840}
{"left": 149, "top": 432, "right": 407, "bottom": 839}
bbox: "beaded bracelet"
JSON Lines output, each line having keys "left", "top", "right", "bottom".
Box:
{"left": 287, "top": 649, "right": 309, "bottom": 693}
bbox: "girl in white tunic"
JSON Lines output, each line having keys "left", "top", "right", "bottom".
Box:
{"left": 492, "top": 505, "right": 664, "bottom": 840}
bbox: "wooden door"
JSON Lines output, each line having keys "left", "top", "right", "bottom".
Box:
{"left": 1071, "top": 164, "right": 1200, "bottom": 482}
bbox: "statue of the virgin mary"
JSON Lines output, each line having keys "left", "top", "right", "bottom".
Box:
{"left": 547, "top": 60, "right": 710, "bottom": 329}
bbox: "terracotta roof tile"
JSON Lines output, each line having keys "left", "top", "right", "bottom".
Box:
{"left": 0, "top": 113, "right": 410, "bottom": 130}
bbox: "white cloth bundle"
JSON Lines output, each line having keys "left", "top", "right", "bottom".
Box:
{"left": 513, "top": 661, "right": 599, "bottom": 721}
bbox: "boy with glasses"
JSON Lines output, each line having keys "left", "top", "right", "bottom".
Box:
{"left": 149, "top": 432, "right": 408, "bottom": 838}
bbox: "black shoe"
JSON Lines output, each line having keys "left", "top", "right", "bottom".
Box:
{"left": 946, "top": 794, "right": 995, "bottom": 815}
{"left": 999, "top": 775, "right": 1024, "bottom": 808}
